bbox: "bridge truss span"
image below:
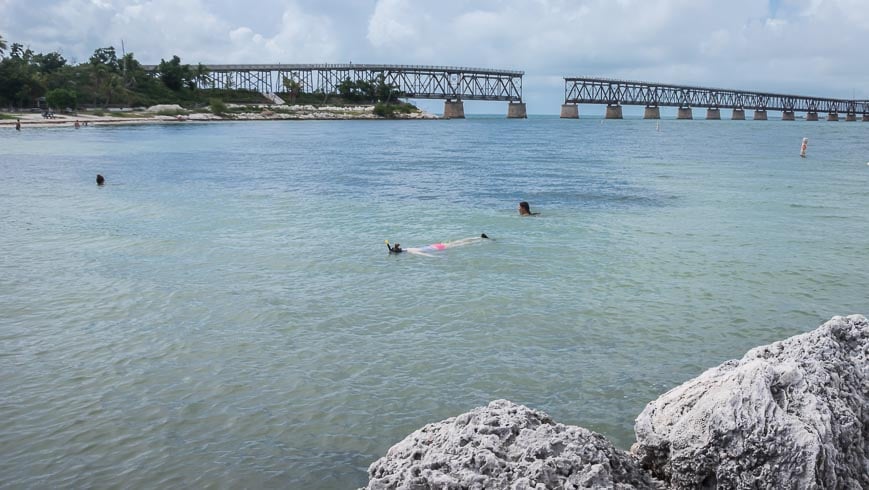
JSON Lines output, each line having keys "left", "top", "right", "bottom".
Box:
{"left": 562, "top": 77, "right": 869, "bottom": 121}
{"left": 141, "top": 63, "right": 526, "bottom": 118}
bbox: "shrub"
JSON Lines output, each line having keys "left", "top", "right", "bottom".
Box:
{"left": 45, "top": 88, "right": 77, "bottom": 112}
{"left": 209, "top": 98, "right": 227, "bottom": 115}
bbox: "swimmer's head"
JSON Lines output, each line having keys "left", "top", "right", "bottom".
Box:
{"left": 392, "top": 243, "right": 402, "bottom": 252}
{"left": 481, "top": 233, "right": 489, "bottom": 239}
{"left": 518, "top": 201, "right": 531, "bottom": 215}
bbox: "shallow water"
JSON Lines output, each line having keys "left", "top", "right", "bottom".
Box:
{"left": 2, "top": 117, "right": 868, "bottom": 488}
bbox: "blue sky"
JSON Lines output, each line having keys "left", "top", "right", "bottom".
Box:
{"left": 2, "top": 0, "right": 868, "bottom": 114}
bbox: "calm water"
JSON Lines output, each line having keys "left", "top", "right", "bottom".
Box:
{"left": 2, "top": 116, "right": 868, "bottom": 488}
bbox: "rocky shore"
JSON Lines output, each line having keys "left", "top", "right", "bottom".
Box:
{"left": 364, "top": 315, "right": 868, "bottom": 489}
{"left": 0, "top": 103, "right": 438, "bottom": 129}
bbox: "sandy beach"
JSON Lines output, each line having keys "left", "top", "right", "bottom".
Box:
{"left": 0, "top": 104, "right": 439, "bottom": 129}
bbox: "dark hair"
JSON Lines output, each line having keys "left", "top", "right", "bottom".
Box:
{"left": 519, "top": 201, "right": 530, "bottom": 212}
{"left": 96, "top": 174, "right": 105, "bottom": 186}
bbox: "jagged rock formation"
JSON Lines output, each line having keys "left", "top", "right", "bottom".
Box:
{"left": 633, "top": 315, "right": 868, "bottom": 489}
{"left": 364, "top": 315, "right": 867, "bottom": 489}
{"left": 365, "top": 399, "right": 661, "bottom": 489}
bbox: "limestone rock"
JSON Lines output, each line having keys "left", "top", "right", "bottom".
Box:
{"left": 145, "top": 104, "right": 185, "bottom": 113}
{"left": 633, "top": 315, "right": 868, "bottom": 489}
{"left": 365, "top": 399, "right": 661, "bottom": 489}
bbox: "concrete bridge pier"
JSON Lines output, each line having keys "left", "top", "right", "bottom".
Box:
{"left": 560, "top": 103, "right": 579, "bottom": 119}
{"left": 863, "top": 114, "right": 869, "bottom": 122}
{"left": 827, "top": 111, "right": 839, "bottom": 121}
{"left": 706, "top": 108, "right": 721, "bottom": 120}
{"left": 605, "top": 104, "right": 623, "bottom": 119}
{"left": 806, "top": 112, "right": 819, "bottom": 121}
{"left": 507, "top": 102, "right": 527, "bottom": 119}
{"left": 781, "top": 110, "right": 795, "bottom": 121}
{"left": 677, "top": 107, "right": 693, "bottom": 119}
{"left": 643, "top": 106, "right": 661, "bottom": 119}
{"left": 732, "top": 108, "right": 746, "bottom": 120}
{"left": 443, "top": 100, "right": 465, "bottom": 119}
{"left": 845, "top": 112, "right": 857, "bottom": 122}
{"left": 753, "top": 110, "right": 768, "bottom": 120}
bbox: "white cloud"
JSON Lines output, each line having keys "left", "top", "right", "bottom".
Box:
{"left": 366, "top": 0, "right": 424, "bottom": 48}
{"left": 2, "top": 0, "right": 869, "bottom": 111}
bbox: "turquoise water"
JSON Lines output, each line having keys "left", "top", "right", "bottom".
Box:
{"left": 1, "top": 117, "right": 868, "bottom": 488}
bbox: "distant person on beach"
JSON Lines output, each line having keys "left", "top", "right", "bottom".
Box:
{"left": 15, "top": 119, "right": 21, "bottom": 131}
{"left": 96, "top": 174, "right": 105, "bottom": 186}
{"left": 518, "top": 201, "right": 539, "bottom": 216}
{"left": 74, "top": 120, "right": 81, "bottom": 129}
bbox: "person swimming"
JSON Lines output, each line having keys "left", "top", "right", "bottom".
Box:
{"left": 387, "top": 234, "right": 489, "bottom": 256}
{"left": 386, "top": 241, "right": 403, "bottom": 253}
{"left": 518, "top": 201, "right": 539, "bottom": 216}
{"left": 96, "top": 174, "right": 105, "bottom": 186}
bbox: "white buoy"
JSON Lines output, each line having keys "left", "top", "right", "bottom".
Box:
{"left": 800, "top": 137, "right": 808, "bottom": 158}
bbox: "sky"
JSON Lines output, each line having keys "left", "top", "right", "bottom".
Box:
{"left": 2, "top": 0, "right": 868, "bottom": 115}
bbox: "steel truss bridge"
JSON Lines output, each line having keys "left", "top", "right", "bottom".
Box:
{"left": 141, "top": 64, "right": 524, "bottom": 102}
{"left": 564, "top": 77, "right": 869, "bottom": 117}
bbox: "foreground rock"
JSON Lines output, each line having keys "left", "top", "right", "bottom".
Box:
{"left": 633, "top": 314, "right": 868, "bottom": 489}
{"left": 366, "top": 399, "right": 661, "bottom": 489}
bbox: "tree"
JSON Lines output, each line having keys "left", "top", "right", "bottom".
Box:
{"left": 0, "top": 51, "right": 40, "bottom": 107}
{"left": 0, "top": 35, "right": 7, "bottom": 58}
{"left": 337, "top": 77, "right": 360, "bottom": 101}
{"left": 46, "top": 88, "right": 77, "bottom": 111}
{"left": 191, "top": 63, "right": 209, "bottom": 90}
{"left": 9, "top": 43, "right": 34, "bottom": 62}
{"left": 282, "top": 76, "right": 301, "bottom": 103}
{"left": 33, "top": 52, "right": 67, "bottom": 73}
{"left": 157, "top": 55, "right": 190, "bottom": 91}
{"left": 89, "top": 47, "right": 119, "bottom": 72}
{"left": 374, "top": 74, "right": 402, "bottom": 103}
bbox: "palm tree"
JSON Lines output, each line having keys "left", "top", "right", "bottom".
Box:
{"left": 193, "top": 63, "right": 210, "bottom": 89}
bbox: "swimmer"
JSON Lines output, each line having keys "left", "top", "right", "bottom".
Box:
{"left": 518, "top": 201, "right": 539, "bottom": 216}
{"left": 387, "top": 234, "right": 490, "bottom": 256}
{"left": 15, "top": 119, "right": 21, "bottom": 131}
{"left": 96, "top": 174, "right": 105, "bottom": 186}
{"left": 385, "top": 240, "right": 403, "bottom": 253}
{"left": 800, "top": 137, "right": 808, "bottom": 158}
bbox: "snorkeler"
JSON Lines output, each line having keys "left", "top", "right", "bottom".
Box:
{"left": 386, "top": 234, "right": 489, "bottom": 256}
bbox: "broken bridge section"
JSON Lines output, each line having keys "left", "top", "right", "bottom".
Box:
{"left": 561, "top": 77, "right": 869, "bottom": 121}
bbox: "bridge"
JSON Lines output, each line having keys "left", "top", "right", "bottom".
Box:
{"left": 141, "top": 63, "right": 526, "bottom": 118}
{"left": 560, "top": 77, "right": 869, "bottom": 121}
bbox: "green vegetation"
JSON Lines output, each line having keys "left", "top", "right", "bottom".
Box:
{"left": 335, "top": 75, "right": 403, "bottom": 103}
{"left": 0, "top": 35, "right": 419, "bottom": 117}
{"left": 374, "top": 101, "right": 418, "bottom": 118}
{"left": 277, "top": 74, "right": 416, "bottom": 116}
{"left": 45, "top": 88, "right": 77, "bottom": 111}
{"left": 0, "top": 36, "right": 267, "bottom": 111}
{"left": 209, "top": 98, "right": 228, "bottom": 116}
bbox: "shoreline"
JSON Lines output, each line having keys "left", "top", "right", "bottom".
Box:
{"left": 0, "top": 104, "right": 440, "bottom": 129}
